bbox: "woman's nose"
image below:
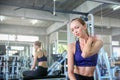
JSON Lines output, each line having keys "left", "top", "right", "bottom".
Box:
{"left": 74, "top": 30, "right": 78, "bottom": 33}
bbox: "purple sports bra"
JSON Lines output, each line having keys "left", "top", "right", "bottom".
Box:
{"left": 37, "top": 54, "right": 47, "bottom": 62}
{"left": 74, "top": 40, "right": 98, "bottom": 66}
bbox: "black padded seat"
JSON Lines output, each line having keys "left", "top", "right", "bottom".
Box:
{"left": 23, "top": 75, "right": 66, "bottom": 80}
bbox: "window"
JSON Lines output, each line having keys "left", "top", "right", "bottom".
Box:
{"left": 11, "top": 46, "right": 24, "bottom": 50}
{"left": 113, "top": 47, "right": 120, "bottom": 58}
{"left": 112, "top": 41, "right": 119, "bottom": 46}
{"left": 0, "top": 34, "right": 15, "bottom": 41}
{"left": 58, "top": 42, "right": 67, "bottom": 54}
{"left": 0, "top": 34, "right": 39, "bottom": 42}
{"left": 17, "top": 35, "right": 39, "bottom": 42}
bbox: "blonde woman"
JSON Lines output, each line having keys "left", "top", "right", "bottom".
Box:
{"left": 67, "top": 18, "right": 103, "bottom": 80}
{"left": 23, "top": 41, "right": 48, "bottom": 77}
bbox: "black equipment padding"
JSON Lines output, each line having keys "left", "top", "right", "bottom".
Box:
{"left": 23, "top": 75, "right": 65, "bottom": 80}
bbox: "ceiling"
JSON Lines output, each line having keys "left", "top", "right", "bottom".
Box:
{"left": 0, "top": 16, "right": 55, "bottom": 28}
{"left": 0, "top": 0, "right": 120, "bottom": 34}
{"left": 91, "top": 3, "right": 120, "bottom": 19}
{"left": 0, "top": 0, "right": 86, "bottom": 28}
{"left": 0, "top": 0, "right": 85, "bottom": 11}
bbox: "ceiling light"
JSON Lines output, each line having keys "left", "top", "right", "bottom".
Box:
{"left": 21, "top": 17, "right": 25, "bottom": 20}
{"left": 113, "top": 5, "right": 120, "bottom": 10}
{"left": 30, "top": 19, "right": 38, "bottom": 25}
{"left": 0, "top": 15, "right": 5, "bottom": 21}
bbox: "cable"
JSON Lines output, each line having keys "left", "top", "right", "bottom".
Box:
{"left": 53, "top": 0, "right": 56, "bottom": 16}
{"left": 100, "top": 4, "right": 104, "bottom": 35}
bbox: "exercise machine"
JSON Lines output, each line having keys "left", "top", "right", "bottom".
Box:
{"left": 23, "top": 51, "right": 67, "bottom": 80}
{"left": 94, "top": 47, "right": 119, "bottom": 80}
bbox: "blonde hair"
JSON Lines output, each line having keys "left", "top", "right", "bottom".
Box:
{"left": 34, "top": 41, "right": 41, "bottom": 47}
{"left": 71, "top": 18, "right": 89, "bottom": 36}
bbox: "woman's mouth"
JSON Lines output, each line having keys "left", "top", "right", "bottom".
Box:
{"left": 76, "top": 34, "right": 79, "bottom": 36}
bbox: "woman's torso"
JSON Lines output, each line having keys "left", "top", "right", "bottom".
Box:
{"left": 73, "top": 40, "right": 97, "bottom": 77}
{"left": 36, "top": 50, "right": 48, "bottom": 68}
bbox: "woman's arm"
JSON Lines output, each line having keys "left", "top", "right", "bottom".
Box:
{"left": 67, "top": 43, "right": 76, "bottom": 80}
{"left": 82, "top": 37, "right": 103, "bottom": 58}
{"left": 31, "top": 53, "right": 37, "bottom": 70}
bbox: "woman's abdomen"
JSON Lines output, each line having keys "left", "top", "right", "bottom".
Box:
{"left": 38, "top": 62, "right": 47, "bottom": 68}
{"left": 76, "top": 66, "right": 95, "bottom": 77}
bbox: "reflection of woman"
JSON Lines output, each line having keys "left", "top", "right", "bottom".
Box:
{"left": 23, "top": 41, "right": 48, "bottom": 77}
{"left": 67, "top": 18, "right": 103, "bottom": 80}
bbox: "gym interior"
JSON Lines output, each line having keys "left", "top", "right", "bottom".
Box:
{"left": 0, "top": 0, "right": 120, "bottom": 80}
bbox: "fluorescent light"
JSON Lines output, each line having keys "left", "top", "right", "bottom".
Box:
{"left": 113, "top": 5, "right": 120, "bottom": 10}
{"left": 30, "top": 19, "right": 38, "bottom": 25}
{"left": 0, "top": 15, "right": 5, "bottom": 21}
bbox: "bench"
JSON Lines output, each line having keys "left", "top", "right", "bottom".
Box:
{"left": 23, "top": 74, "right": 66, "bottom": 80}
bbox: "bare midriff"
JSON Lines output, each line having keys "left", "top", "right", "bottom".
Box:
{"left": 38, "top": 62, "right": 47, "bottom": 68}
{"left": 74, "top": 66, "right": 95, "bottom": 77}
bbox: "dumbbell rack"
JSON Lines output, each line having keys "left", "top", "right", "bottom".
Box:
{"left": 0, "top": 54, "right": 21, "bottom": 80}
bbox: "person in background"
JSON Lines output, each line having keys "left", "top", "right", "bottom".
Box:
{"left": 67, "top": 18, "right": 103, "bottom": 80}
{"left": 23, "top": 41, "right": 48, "bottom": 77}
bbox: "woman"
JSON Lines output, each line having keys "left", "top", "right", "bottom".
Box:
{"left": 67, "top": 18, "right": 103, "bottom": 80}
{"left": 23, "top": 41, "right": 48, "bottom": 77}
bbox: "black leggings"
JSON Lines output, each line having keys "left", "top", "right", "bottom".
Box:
{"left": 68, "top": 73, "right": 94, "bottom": 80}
{"left": 23, "top": 66, "right": 47, "bottom": 77}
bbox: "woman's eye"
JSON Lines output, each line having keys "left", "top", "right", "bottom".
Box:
{"left": 76, "top": 26, "right": 79, "bottom": 29}
{"left": 71, "top": 29, "right": 74, "bottom": 32}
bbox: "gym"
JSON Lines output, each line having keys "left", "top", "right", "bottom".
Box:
{"left": 0, "top": 0, "right": 120, "bottom": 80}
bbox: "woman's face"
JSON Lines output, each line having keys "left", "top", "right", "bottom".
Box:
{"left": 70, "top": 20, "right": 86, "bottom": 38}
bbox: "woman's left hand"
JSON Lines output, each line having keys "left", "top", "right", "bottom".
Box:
{"left": 30, "top": 66, "right": 35, "bottom": 70}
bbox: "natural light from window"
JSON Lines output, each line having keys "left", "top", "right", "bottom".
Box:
{"left": 112, "top": 41, "right": 119, "bottom": 46}
{"left": 0, "top": 34, "right": 15, "bottom": 41}
{"left": 17, "top": 35, "right": 39, "bottom": 42}
{"left": 0, "top": 34, "right": 39, "bottom": 42}
{"left": 11, "top": 46, "right": 24, "bottom": 50}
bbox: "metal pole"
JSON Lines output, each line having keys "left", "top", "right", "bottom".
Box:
{"left": 88, "top": 14, "right": 94, "bottom": 36}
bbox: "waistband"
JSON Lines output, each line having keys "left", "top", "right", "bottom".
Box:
{"left": 37, "top": 66, "right": 48, "bottom": 69}
{"left": 74, "top": 73, "right": 94, "bottom": 80}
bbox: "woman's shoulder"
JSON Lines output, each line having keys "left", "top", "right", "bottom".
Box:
{"left": 94, "top": 36, "right": 103, "bottom": 46}
{"left": 40, "top": 49, "right": 47, "bottom": 56}
{"left": 68, "top": 42, "right": 76, "bottom": 48}
{"left": 96, "top": 39, "right": 103, "bottom": 46}
{"left": 68, "top": 42, "right": 76, "bottom": 54}
{"left": 67, "top": 42, "right": 76, "bottom": 55}
{"left": 35, "top": 50, "right": 42, "bottom": 55}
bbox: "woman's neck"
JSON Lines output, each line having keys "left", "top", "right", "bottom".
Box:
{"left": 79, "top": 33, "right": 89, "bottom": 43}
